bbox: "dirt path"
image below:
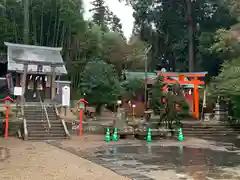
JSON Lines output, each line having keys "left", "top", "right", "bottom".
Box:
{"left": 0, "top": 138, "right": 129, "bottom": 180}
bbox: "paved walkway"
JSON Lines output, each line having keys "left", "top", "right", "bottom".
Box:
{"left": 0, "top": 138, "right": 129, "bottom": 180}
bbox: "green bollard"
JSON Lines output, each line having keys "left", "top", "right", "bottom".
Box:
{"left": 146, "top": 128, "right": 152, "bottom": 142}
{"left": 104, "top": 128, "right": 111, "bottom": 142}
{"left": 112, "top": 128, "right": 119, "bottom": 141}
{"left": 177, "top": 128, "right": 184, "bottom": 141}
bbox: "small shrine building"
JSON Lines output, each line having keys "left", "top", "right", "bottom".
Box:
{"left": 4, "top": 42, "right": 68, "bottom": 102}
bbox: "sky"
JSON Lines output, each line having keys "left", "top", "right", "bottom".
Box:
{"left": 83, "top": 0, "right": 134, "bottom": 40}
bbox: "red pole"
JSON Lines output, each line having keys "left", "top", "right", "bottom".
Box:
{"left": 5, "top": 107, "right": 9, "bottom": 138}
{"left": 194, "top": 83, "right": 199, "bottom": 119}
{"left": 79, "top": 109, "right": 83, "bottom": 136}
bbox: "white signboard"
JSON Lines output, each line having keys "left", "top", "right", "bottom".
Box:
{"left": 14, "top": 87, "right": 23, "bottom": 96}
{"left": 62, "top": 85, "right": 70, "bottom": 106}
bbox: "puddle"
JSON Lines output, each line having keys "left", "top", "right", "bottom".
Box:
{"left": 92, "top": 144, "right": 240, "bottom": 179}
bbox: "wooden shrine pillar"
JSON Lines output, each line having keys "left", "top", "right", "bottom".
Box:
{"left": 16, "top": 73, "right": 21, "bottom": 86}
{"left": 51, "top": 66, "right": 56, "bottom": 100}
{"left": 193, "top": 76, "right": 199, "bottom": 119}
{"left": 21, "top": 63, "right": 28, "bottom": 103}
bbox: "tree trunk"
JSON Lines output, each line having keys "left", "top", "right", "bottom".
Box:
{"left": 23, "top": 0, "right": 29, "bottom": 44}
{"left": 187, "top": 0, "right": 194, "bottom": 72}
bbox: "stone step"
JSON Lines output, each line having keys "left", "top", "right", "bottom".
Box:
{"left": 49, "top": 120, "right": 61, "bottom": 123}
{"left": 25, "top": 114, "right": 46, "bottom": 119}
{"left": 27, "top": 128, "right": 49, "bottom": 132}
{"left": 183, "top": 133, "right": 237, "bottom": 136}
{"left": 50, "top": 124, "right": 63, "bottom": 126}
{"left": 27, "top": 126, "right": 63, "bottom": 130}
{"left": 183, "top": 126, "right": 237, "bottom": 130}
{"left": 181, "top": 129, "right": 235, "bottom": 132}
{"left": 183, "top": 125, "right": 240, "bottom": 128}
{"left": 25, "top": 113, "right": 45, "bottom": 116}
{"left": 50, "top": 126, "right": 64, "bottom": 130}
{"left": 26, "top": 120, "right": 46, "bottom": 122}
{"left": 49, "top": 119, "right": 60, "bottom": 121}
{"left": 47, "top": 113, "right": 56, "bottom": 116}
{"left": 49, "top": 131, "right": 66, "bottom": 135}
{"left": 49, "top": 122, "right": 63, "bottom": 126}
{"left": 26, "top": 118, "right": 45, "bottom": 120}
{"left": 24, "top": 109, "right": 42, "bottom": 112}
{"left": 25, "top": 114, "right": 45, "bottom": 117}
{"left": 48, "top": 117, "right": 59, "bottom": 120}
{"left": 27, "top": 124, "right": 47, "bottom": 128}
{"left": 27, "top": 120, "right": 47, "bottom": 123}
{"left": 28, "top": 130, "right": 49, "bottom": 134}
{"left": 48, "top": 113, "right": 57, "bottom": 116}
{"left": 28, "top": 131, "right": 66, "bottom": 135}
{"left": 49, "top": 123, "right": 63, "bottom": 126}
{"left": 47, "top": 110, "right": 56, "bottom": 113}
{"left": 27, "top": 125, "right": 47, "bottom": 128}
{"left": 24, "top": 112, "right": 44, "bottom": 114}
{"left": 28, "top": 125, "right": 63, "bottom": 129}
{"left": 27, "top": 136, "right": 66, "bottom": 141}
{"left": 183, "top": 133, "right": 237, "bottom": 137}
{"left": 48, "top": 117, "right": 58, "bottom": 119}
{"left": 27, "top": 127, "right": 64, "bottom": 132}
{"left": 183, "top": 128, "right": 238, "bottom": 131}
{"left": 182, "top": 124, "right": 240, "bottom": 129}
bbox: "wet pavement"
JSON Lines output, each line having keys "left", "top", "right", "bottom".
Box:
{"left": 88, "top": 143, "right": 239, "bottom": 179}
{"left": 50, "top": 139, "right": 240, "bottom": 180}
{"left": 45, "top": 135, "right": 240, "bottom": 180}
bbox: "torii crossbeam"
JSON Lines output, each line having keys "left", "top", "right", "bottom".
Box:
{"left": 156, "top": 71, "right": 208, "bottom": 119}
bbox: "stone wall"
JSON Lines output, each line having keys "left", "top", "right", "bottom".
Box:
{"left": 66, "top": 121, "right": 111, "bottom": 135}
{"left": 1, "top": 121, "right": 22, "bottom": 137}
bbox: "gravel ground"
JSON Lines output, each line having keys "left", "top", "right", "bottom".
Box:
{"left": 0, "top": 137, "right": 129, "bottom": 180}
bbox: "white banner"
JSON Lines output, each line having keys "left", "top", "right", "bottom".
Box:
{"left": 62, "top": 85, "right": 70, "bottom": 106}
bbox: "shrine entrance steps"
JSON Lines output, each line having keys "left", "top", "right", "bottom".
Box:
{"left": 24, "top": 103, "right": 67, "bottom": 140}
{"left": 182, "top": 120, "right": 240, "bottom": 143}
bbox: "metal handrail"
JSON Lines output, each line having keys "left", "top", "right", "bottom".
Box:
{"left": 54, "top": 104, "right": 70, "bottom": 138}
{"left": 23, "top": 118, "right": 28, "bottom": 140}
{"left": 20, "top": 102, "right": 28, "bottom": 140}
{"left": 39, "top": 92, "right": 51, "bottom": 128}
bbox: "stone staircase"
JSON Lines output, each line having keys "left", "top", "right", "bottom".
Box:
{"left": 182, "top": 121, "right": 240, "bottom": 142}
{"left": 24, "top": 103, "right": 67, "bottom": 140}
{"left": 46, "top": 106, "right": 66, "bottom": 139}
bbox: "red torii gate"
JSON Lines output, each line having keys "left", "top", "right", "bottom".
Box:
{"left": 156, "top": 71, "right": 208, "bottom": 119}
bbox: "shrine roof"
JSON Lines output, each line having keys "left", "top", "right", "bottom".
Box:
{"left": 4, "top": 42, "right": 67, "bottom": 75}
{"left": 156, "top": 71, "right": 208, "bottom": 77}
{"left": 124, "top": 71, "right": 157, "bottom": 84}
{"left": 124, "top": 71, "right": 205, "bottom": 88}
{"left": 125, "top": 71, "right": 157, "bottom": 79}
